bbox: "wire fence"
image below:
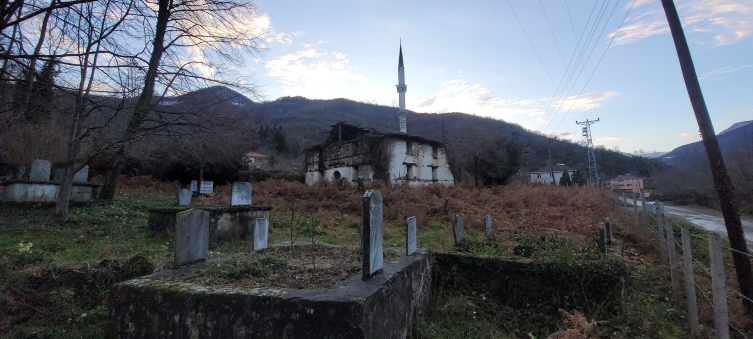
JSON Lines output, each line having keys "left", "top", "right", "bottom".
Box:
{"left": 615, "top": 192, "right": 753, "bottom": 339}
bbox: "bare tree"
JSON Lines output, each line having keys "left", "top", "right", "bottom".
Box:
{"left": 98, "top": 0, "right": 263, "bottom": 201}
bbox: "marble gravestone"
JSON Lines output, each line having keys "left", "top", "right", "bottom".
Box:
{"left": 453, "top": 215, "right": 464, "bottom": 245}
{"left": 406, "top": 216, "right": 417, "bottom": 256}
{"left": 190, "top": 180, "right": 198, "bottom": 192}
{"left": 362, "top": 190, "right": 384, "bottom": 280}
{"left": 252, "top": 218, "right": 269, "bottom": 251}
{"left": 485, "top": 214, "right": 492, "bottom": 237}
{"left": 231, "top": 182, "right": 252, "bottom": 206}
{"left": 178, "top": 189, "right": 192, "bottom": 206}
{"left": 73, "top": 166, "right": 89, "bottom": 183}
{"left": 174, "top": 209, "right": 210, "bottom": 268}
{"left": 199, "top": 181, "right": 213, "bottom": 194}
{"left": 29, "top": 159, "right": 51, "bottom": 181}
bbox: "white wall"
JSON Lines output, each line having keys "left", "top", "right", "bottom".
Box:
{"left": 386, "top": 138, "right": 454, "bottom": 186}
{"left": 530, "top": 170, "right": 576, "bottom": 184}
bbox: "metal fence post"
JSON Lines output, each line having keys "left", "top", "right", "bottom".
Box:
{"left": 708, "top": 232, "right": 729, "bottom": 339}
{"left": 681, "top": 229, "right": 699, "bottom": 335}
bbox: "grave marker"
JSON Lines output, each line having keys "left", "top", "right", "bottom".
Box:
{"left": 252, "top": 218, "right": 269, "bottom": 251}
{"left": 406, "top": 216, "right": 417, "bottom": 255}
{"left": 174, "top": 209, "right": 209, "bottom": 267}
{"left": 178, "top": 189, "right": 192, "bottom": 206}
{"left": 73, "top": 166, "right": 89, "bottom": 183}
{"left": 357, "top": 178, "right": 364, "bottom": 192}
{"left": 190, "top": 180, "right": 198, "bottom": 192}
{"left": 53, "top": 168, "right": 65, "bottom": 183}
{"left": 453, "top": 215, "right": 464, "bottom": 245}
{"left": 16, "top": 166, "right": 28, "bottom": 180}
{"left": 485, "top": 214, "right": 492, "bottom": 237}
{"left": 362, "top": 190, "right": 383, "bottom": 280}
{"left": 231, "top": 182, "right": 252, "bottom": 206}
{"left": 29, "top": 159, "right": 51, "bottom": 181}
{"left": 199, "top": 181, "right": 213, "bottom": 194}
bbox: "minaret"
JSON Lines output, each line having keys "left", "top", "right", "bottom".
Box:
{"left": 396, "top": 42, "right": 407, "bottom": 133}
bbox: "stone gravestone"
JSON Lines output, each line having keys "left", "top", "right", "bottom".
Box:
{"left": 178, "top": 189, "right": 192, "bottom": 206}
{"left": 406, "top": 216, "right": 417, "bottom": 256}
{"left": 53, "top": 168, "right": 65, "bottom": 183}
{"left": 362, "top": 190, "right": 384, "bottom": 280}
{"left": 174, "top": 209, "right": 210, "bottom": 267}
{"left": 231, "top": 182, "right": 252, "bottom": 206}
{"left": 190, "top": 180, "right": 198, "bottom": 192}
{"left": 252, "top": 218, "right": 269, "bottom": 251}
{"left": 17, "top": 165, "right": 28, "bottom": 180}
{"left": 357, "top": 178, "right": 364, "bottom": 192}
{"left": 453, "top": 215, "right": 464, "bottom": 245}
{"left": 338, "top": 177, "right": 349, "bottom": 191}
{"left": 485, "top": 214, "right": 492, "bottom": 237}
{"left": 199, "top": 181, "right": 213, "bottom": 194}
{"left": 73, "top": 166, "right": 89, "bottom": 183}
{"left": 29, "top": 159, "right": 51, "bottom": 181}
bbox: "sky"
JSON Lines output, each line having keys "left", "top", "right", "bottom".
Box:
{"left": 238, "top": 0, "right": 753, "bottom": 154}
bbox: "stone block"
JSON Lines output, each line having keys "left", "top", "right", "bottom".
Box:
{"left": 178, "top": 189, "right": 192, "bottom": 206}
{"left": 230, "top": 182, "right": 252, "bottom": 206}
{"left": 485, "top": 214, "right": 492, "bottom": 237}
{"left": 29, "top": 159, "right": 51, "bottom": 181}
{"left": 190, "top": 180, "right": 198, "bottom": 192}
{"left": 362, "top": 190, "right": 383, "bottom": 280}
{"left": 174, "top": 209, "right": 209, "bottom": 268}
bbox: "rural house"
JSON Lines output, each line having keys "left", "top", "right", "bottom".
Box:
{"left": 303, "top": 122, "right": 454, "bottom": 186}
{"left": 609, "top": 174, "right": 644, "bottom": 193}
{"left": 243, "top": 152, "right": 269, "bottom": 170}
{"left": 530, "top": 164, "right": 576, "bottom": 184}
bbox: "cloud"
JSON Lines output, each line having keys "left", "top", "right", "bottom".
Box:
{"left": 545, "top": 131, "right": 575, "bottom": 139}
{"left": 607, "top": 0, "right": 753, "bottom": 46}
{"left": 679, "top": 132, "right": 697, "bottom": 137}
{"left": 550, "top": 91, "right": 619, "bottom": 113}
{"left": 705, "top": 64, "right": 750, "bottom": 76}
{"left": 265, "top": 47, "right": 366, "bottom": 98}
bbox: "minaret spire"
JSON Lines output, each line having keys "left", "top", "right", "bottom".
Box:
{"left": 396, "top": 40, "right": 407, "bottom": 133}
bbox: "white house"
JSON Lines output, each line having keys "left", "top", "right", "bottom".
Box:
{"left": 530, "top": 164, "right": 576, "bottom": 184}
{"left": 304, "top": 122, "right": 454, "bottom": 186}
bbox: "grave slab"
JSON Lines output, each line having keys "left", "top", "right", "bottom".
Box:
{"left": 73, "top": 166, "right": 89, "bottom": 182}
{"left": 231, "top": 182, "right": 252, "bottom": 206}
{"left": 29, "top": 159, "right": 51, "bottom": 181}
{"left": 406, "top": 216, "right": 417, "bottom": 255}
{"left": 174, "top": 209, "right": 209, "bottom": 268}
{"left": 199, "top": 181, "right": 213, "bottom": 194}
{"left": 252, "top": 217, "right": 269, "bottom": 251}
{"left": 453, "top": 215, "right": 464, "bottom": 245}
{"left": 362, "top": 190, "right": 384, "bottom": 280}
{"left": 177, "top": 189, "right": 192, "bottom": 206}
{"left": 485, "top": 214, "right": 492, "bottom": 237}
{"left": 190, "top": 180, "right": 198, "bottom": 192}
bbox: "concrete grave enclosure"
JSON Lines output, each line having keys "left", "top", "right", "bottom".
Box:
{"left": 3, "top": 160, "right": 99, "bottom": 203}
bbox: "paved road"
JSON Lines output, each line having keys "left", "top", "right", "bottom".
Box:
{"left": 622, "top": 197, "right": 753, "bottom": 246}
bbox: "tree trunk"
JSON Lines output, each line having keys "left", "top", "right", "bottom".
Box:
{"left": 661, "top": 0, "right": 753, "bottom": 314}
{"left": 98, "top": 0, "right": 171, "bottom": 201}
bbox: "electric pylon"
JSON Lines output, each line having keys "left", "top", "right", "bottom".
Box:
{"left": 576, "top": 119, "right": 599, "bottom": 185}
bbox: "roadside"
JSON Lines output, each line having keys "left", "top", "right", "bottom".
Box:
{"left": 623, "top": 197, "right": 753, "bottom": 247}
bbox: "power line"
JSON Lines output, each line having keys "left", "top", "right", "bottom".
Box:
{"left": 537, "top": 0, "right": 612, "bottom": 133}
{"left": 534, "top": 0, "right": 601, "bottom": 132}
{"left": 551, "top": 0, "right": 637, "bottom": 134}
{"left": 505, "top": 0, "right": 557, "bottom": 89}
{"left": 539, "top": 0, "right": 567, "bottom": 68}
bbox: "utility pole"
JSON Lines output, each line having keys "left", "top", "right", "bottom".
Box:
{"left": 661, "top": 0, "right": 753, "bottom": 314}
{"left": 576, "top": 119, "right": 599, "bottom": 186}
{"left": 548, "top": 148, "right": 555, "bottom": 184}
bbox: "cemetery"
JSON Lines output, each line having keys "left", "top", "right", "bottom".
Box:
{"left": 2, "top": 159, "right": 99, "bottom": 203}
{"left": 0, "top": 177, "right": 712, "bottom": 338}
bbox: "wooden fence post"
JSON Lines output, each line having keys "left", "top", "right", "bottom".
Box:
{"left": 657, "top": 213, "right": 668, "bottom": 264}
{"left": 681, "top": 229, "right": 699, "bottom": 335}
{"left": 641, "top": 190, "right": 648, "bottom": 228}
{"left": 708, "top": 232, "right": 729, "bottom": 339}
{"left": 666, "top": 220, "right": 679, "bottom": 290}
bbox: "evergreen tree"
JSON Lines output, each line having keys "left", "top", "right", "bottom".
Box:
{"left": 272, "top": 127, "right": 288, "bottom": 154}
{"left": 29, "top": 58, "right": 58, "bottom": 121}
{"left": 559, "top": 170, "right": 572, "bottom": 186}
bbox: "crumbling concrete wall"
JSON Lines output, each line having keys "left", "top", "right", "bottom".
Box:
{"left": 384, "top": 137, "right": 454, "bottom": 186}
{"left": 109, "top": 250, "right": 432, "bottom": 339}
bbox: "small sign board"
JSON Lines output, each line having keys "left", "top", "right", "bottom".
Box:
{"left": 199, "top": 181, "right": 213, "bottom": 194}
